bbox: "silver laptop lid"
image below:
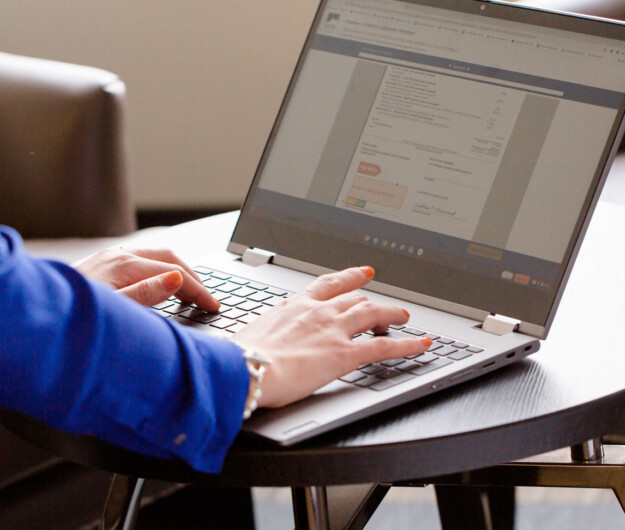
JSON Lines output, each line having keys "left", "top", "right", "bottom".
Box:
{"left": 229, "top": 0, "right": 625, "bottom": 338}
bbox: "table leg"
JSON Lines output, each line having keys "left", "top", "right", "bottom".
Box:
{"left": 571, "top": 438, "right": 604, "bottom": 462}
{"left": 410, "top": 442, "right": 625, "bottom": 526}
{"left": 435, "top": 485, "right": 515, "bottom": 530}
{"left": 101, "top": 475, "right": 145, "bottom": 530}
{"left": 292, "top": 486, "right": 330, "bottom": 530}
{"left": 291, "top": 484, "right": 390, "bottom": 530}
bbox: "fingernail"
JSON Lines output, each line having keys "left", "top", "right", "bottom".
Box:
{"left": 162, "top": 270, "right": 183, "bottom": 291}
{"left": 402, "top": 309, "right": 410, "bottom": 319}
{"left": 421, "top": 337, "right": 433, "bottom": 348}
{"left": 360, "top": 266, "right": 375, "bottom": 279}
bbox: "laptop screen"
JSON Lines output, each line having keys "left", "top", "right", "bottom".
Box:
{"left": 232, "top": 0, "right": 625, "bottom": 330}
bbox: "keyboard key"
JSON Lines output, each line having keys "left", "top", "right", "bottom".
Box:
{"left": 266, "top": 287, "right": 288, "bottom": 297}
{"left": 251, "top": 305, "right": 273, "bottom": 315}
{"left": 410, "top": 358, "right": 453, "bottom": 375}
{"left": 193, "top": 266, "right": 213, "bottom": 275}
{"left": 388, "top": 324, "right": 405, "bottom": 330}
{"left": 215, "top": 282, "right": 243, "bottom": 293}
{"left": 434, "top": 346, "right": 458, "bottom": 357}
{"left": 232, "top": 287, "right": 257, "bottom": 298}
{"left": 412, "top": 352, "right": 439, "bottom": 364}
{"left": 221, "top": 308, "right": 248, "bottom": 320}
{"left": 340, "top": 371, "right": 367, "bottom": 383}
{"left": 228, "top": 276, "right": 250, "bottom": 285}
{"left": 380, "top": 358, "right": 405, "bottom": 367}
{"left": 248, "top": 292, "right": 273, "bottom": 302}
{"left": 163, "top": 303, "right": 192, "bottom": 315}
{"left": 220, "top": 296, "right": 247, "bottom": 307}
{"left": 262, "top": 295, "right": 284, "bottom": 307}
{"left": 466, "top": 346, "right": 484, "bottom": 353}
{"left": 191, "top": 312, "right": 222, "bottom": 325}
{"left": 376, "top": 368, "right": 403, "bottom": 380}
{"left": 177, "top": 308, "right": 212, "bottom": 320}
{"left": 225, "top": 322, "right": 248, "bottom": 333}
{"left": 427, "top": 343, "right": 443, "bottom": 352}
{"left": 452, "top": 342, "right": 469, "bottom": 349}
{"left": 211, "top": 272, "right": 231, "bottom": 280}
{"left": 370, "top": 373, "right": 415, "bottom": 391}
{"left": 173, "top": 308, "right": 195, "bottom": 319}
{"left": 354, "top": 375, "right": 382, "bottom": 387}
{"left": 210, "top": 291, "right": 234, "bottom": 302}
{"left": 203, "top": 278, "right": 226, "bottom": 289}
{"left": 449, "top": 350, "right": 473, "bottom": 361}
{"left": 360, "top": 364, "right": 386, "bottom": 375}
{"left": 375, "top": 329, "right": 406, "bottom": 340}
{"left": 402, "top": 327, "right": 426, "bottom": 336}
{"left": 209, "top": 319, "right": 237, "bottom": 330}
{"left": 247, "top": 282, "right": 268, "bottom": 291}
{"left": 238, "top": 313, "right": 260, "bottom": 324}
{"left": 237, "top": 301, "right": 263, "bottom": 312}
{"left": 395, "top": 360, "right": 418, "bottom": 372}
{"left": 425, "top": 333, "right": 441, "bottom": 341}
{"left": 437, "top": 337, "right": 455, "bottom": 345}
{"left": 152, "top": 300, "right": 175, "bottom": 310}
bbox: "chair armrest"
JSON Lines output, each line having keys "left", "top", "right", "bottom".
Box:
{"left": 0, "top": 53, "right": 136, "bottom": 238}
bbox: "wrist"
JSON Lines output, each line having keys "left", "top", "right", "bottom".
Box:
{"left": 234, "top": 341, "right": 272, "bottom": 420}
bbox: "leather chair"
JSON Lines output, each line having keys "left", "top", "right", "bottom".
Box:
{"left": 0, "top": 52, "right": 136, "bottom": 238}
{"left": 0, "top": 52, "right": 140, "bottom": 529}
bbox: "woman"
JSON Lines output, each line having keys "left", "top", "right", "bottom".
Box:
{"left": 0, "top": 225, "right": 430, "bottom": 472}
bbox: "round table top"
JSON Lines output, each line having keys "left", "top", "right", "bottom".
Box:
{"left": 4, "top": 199, "right": 625, "bottom": 488}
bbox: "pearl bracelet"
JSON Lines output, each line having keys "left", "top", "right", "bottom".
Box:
{"left": 235, "top": 343, "right": 272, "bottom": 420}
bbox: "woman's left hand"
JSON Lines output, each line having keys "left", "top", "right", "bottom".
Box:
{"left": 76, "top": 248, "right": 220, "bottom": 311}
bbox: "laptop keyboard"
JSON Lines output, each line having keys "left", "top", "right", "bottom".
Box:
{"left": 344, "top": 328, "right": 483, "bottom": 391}
{"left": 151, "top": 268, "right": 485, "bottom": 392}
{"left": 151, "top": 266, "right": 289, "bottom": 334}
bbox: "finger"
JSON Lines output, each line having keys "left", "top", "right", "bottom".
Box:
{"left": 304, "top": 266, "right": 375, "bottom": 301}
{"left": 339, "top": 301, "right": 410, "bottom": 335}
{"left": 327, "top": 291, "right": 369, "bottom": 313}
{"left": 117, "top": 270, "right": 183, "bottom": 306}
{"left": 354, "top": 336, "right": 432, "bottom": 366}
{"left": 111, "top": 253, "right": 219, "bottom": 312}
{"left": 173, "top": 270, "right": 221, "bottom": 312}
{"left": 127, "top": 248, "right": 204, "bottom": 284}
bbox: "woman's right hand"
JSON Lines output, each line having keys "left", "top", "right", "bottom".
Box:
{"left": 233, "top": 266, "right": 432, "bottom": 408}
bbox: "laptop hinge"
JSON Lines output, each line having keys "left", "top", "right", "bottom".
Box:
{"left": 482, "top": 314, "right": 521, "bottom": 336}
{"left": 241, "top": 247, "right": 275, "bottom": 267}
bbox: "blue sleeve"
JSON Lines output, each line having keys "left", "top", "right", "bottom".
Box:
{"left": 0, "top": 226, "right": 249, "bottom": 473}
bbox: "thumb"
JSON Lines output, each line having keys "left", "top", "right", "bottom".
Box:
{"left": 117, "top": 270, "right": 183, "bottom": 306}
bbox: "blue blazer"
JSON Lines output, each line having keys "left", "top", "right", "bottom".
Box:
{"left": 0, "top": 226, "right": 248, "bottom": 473}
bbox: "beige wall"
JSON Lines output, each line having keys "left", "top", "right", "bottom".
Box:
{"left": 0, "top": 1, "right": 319, "bottom": 210}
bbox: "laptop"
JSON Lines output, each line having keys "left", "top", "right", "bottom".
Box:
{"left": 155, "top": 0, "right": 625, "bottom": 445}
